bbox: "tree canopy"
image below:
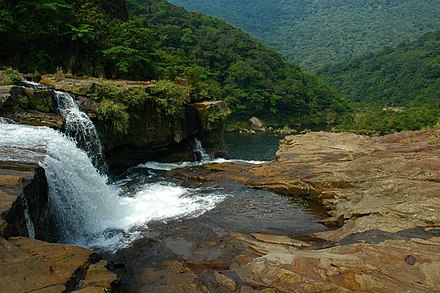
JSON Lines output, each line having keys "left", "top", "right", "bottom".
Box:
{"left": 320, "top": 30, "right": 440, "bottom": 134}
{"left": 169, "top": 0, "right": 440, "bottom": 72}
{"left": 0, "top": 0, "right": 351, "bottom": 128}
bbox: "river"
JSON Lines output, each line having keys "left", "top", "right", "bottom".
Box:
{"left": 0, "top": 85, "right": 327, "bottom": 291}
{"left": 224, "top": 132, "right": 282, "bottom": 161}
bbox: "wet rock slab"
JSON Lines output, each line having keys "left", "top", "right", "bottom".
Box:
{"left": 113, "top": 183, "right": 326, "bottom": 292}
{"left": 162, "top": 129, "right": 440, "bottom": 292}
{"left": 233, "top": 234, "right": 440, "bottom": 292}
{"left": 171, "top": 129, "right": 440, "bottom": 239}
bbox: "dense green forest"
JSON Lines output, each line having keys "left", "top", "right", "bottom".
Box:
{"left": 0, "top": 0, "right": 350, "bottom": 128}
{"left": 169, "top": 0, "right": 440, "bottom": 72}
{"left": 320, "top": 30, "right": 440, "bottom": 134}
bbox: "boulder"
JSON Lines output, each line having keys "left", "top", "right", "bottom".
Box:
{"left": 249, "top": 116, "right": 265, "bottom": 131}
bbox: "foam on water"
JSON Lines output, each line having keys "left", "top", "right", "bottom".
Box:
{"left": 0, "top": 122, "right": 227, "bottom": 251}
{"left": 137, "top": 158, "right": 266, "bottom": 171}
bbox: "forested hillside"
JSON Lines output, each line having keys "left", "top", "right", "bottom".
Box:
{"left": 0, "top": 0, "right": 351, "bottom": 128}
{"left": 320, "top": 30, "right": 440, "bottom": 134}
{"left": 169, "top": 0, "right": 440, "bottom": 72}
{"left": 320, "top": 30, "right": 440, "bottom": 107}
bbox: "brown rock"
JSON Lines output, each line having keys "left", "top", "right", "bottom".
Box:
{"left": 0, "top": 237, "right": 113, "bottom": 292}
{"left": 0, "top": 159, "right": 117, "bottom": 292}
{"left": 0, "top": 159, "right": 48, "bottom": 239}
{"left": 168, "top": 128, "right": 440, "bottom": 291}
{"left": 76, "top": 260, "right": 118, "bottom": 291}
{"left": 137, "top": 260, "right": 209, "bottom": 293}
{"left": 214, "top": 271, "right": 237, "bottom": 291}
{"left": 251, "top": 233, "right": 311, "bottom": 248}
{"left": 173, "top": 129, "right": 440, "bottom": 241}
{"left": 235, "top": 237, "right": 440, "bottom": 292}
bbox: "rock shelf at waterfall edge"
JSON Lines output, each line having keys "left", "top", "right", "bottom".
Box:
{"left": 162, "top": 129, "right": 440, "bottom": 292}
{"left": 1, "top": 74, "right": 440, "bottom": 291}
{"left": 1, "top": 126, "right": 440, "bottom": 291}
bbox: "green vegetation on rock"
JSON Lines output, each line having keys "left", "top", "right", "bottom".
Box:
{"left": 148, "top": 80, "right": 190, "bottom": 118}
{"left": 97, "top": 99, "right": 130, "bottom": 135}
{"left": 0, "top": 68, "right": 23, "bottom": 85}
{"left": 89, "top": 81, "right": 155, "bottom": 138}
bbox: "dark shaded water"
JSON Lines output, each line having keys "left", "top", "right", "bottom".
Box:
{"left": 224, "top": 133, "right": 282, "bottom": 161}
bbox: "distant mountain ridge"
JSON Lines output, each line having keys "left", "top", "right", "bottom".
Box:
{"left": 319, "top": 30, "right": 440, "bottom": 108}
{"left": 169, "top": 0, "right": 440, "bottom": 72}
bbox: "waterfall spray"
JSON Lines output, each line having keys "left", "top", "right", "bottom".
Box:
{"left": 0, "top": 122, "right": 226, "bottom": 250}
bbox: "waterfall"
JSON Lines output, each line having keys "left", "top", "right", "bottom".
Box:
{"left": 0, "top": 122, "right": 226, "bottom": 250}
{"left": 23, "top": 201, "right": 36, "bottom": 239}
{"left": 0, "top": 123, "right": 123, "bottom": 242}
{"left": 20, "top": 80, "right": 106, "bottom": 172}
{"left": 54, "top": 91, "right": 107, "bottom": 173}
{"left": 193, "top": 138, "right": 214, "bottom": 161}
{"left": 1, "top": 81, "right": 226, "bottom": 250}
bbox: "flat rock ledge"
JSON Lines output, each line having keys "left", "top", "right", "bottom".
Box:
{"left": 0, "top": 159, "right": 118, "bottom": 292}
{"left": 168, "top": 128, "right": 440, "bottom": 292}
{"left": 0, "top": 237, "right": 117, "bottom": 293}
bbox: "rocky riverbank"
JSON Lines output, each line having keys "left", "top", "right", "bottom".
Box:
{"left": 2, "top": 70, "right": 439, "bottom": 292}
{"left": 163, "top": 129, "right": 440, "bottom": 291}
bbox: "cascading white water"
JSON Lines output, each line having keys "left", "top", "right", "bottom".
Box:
{"left": 23, "top": 201, "right": 36, "bottom": 239}
{"left": 54, "top": 90, "right": 107, "bottom": 172}
{"left": 136, "top": 137, "right": 265, "bottom": 171}
{"left": 138, "top": 158, "right": 265, "bottom": 171}
{"left": 0, "top": 117, "right": 15, "bottom": 124}
{"left": 193, "top": 137, "right": 214, "bottom": 161}
{"left": 0, "top": 122, "right": 226, "bottom": 250}
{"left": 0, "top": 123, "right": 122, "bottom": 241}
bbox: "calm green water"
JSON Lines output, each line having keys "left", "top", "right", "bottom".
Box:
{"left": 224, "top": 133, "right": 282, "bottom": 161}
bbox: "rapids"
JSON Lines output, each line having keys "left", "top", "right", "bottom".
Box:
{"left": 0, "top": 122, "right": 227, "bottom": 251}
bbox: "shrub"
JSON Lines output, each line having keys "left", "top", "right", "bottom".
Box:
{"left": 97, "top": 99, "right": 129, "bottom": 135}
{"left": 148, "top": 80, "right": 190, "bottom": 117}
{"left": 0, "top": 67, "right": 23, "bottom": 85}
{"left": 206, "top": 106, "right": 231, "bottom": 131}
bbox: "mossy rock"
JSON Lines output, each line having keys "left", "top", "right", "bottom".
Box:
{"left": 193, "top": 101, "right": 230, "bottom": 147}
{"left": 17, "top": 87, "right": 55, "bottom": 113}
